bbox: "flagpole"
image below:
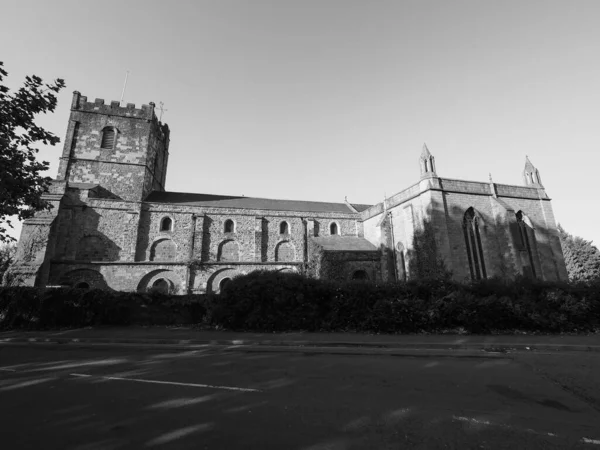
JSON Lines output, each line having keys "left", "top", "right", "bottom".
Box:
{"left": 120, "top": 70, "right": 129, "bottom": 105}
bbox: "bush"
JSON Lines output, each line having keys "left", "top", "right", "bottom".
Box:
{"left": 1, "top": 272, "right": 599, "bottom": 333}
{"left": 0, "top": 287, "right": 208, "bottom": 330}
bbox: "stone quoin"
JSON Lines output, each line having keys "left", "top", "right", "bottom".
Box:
{"left": 8, "top": 92, "right": 568, "bottom": 293}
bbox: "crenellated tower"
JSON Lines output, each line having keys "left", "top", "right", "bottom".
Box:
{"left": 56, "top": 91, "right": 170, "bottom": 201}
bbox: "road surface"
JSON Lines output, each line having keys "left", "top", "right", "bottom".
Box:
{"left": 0, "top": 344, "right": 599, "bottom": 449}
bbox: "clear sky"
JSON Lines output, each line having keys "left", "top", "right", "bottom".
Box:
{"left": 2, "top": 0, "right": 599, "bottom": 246}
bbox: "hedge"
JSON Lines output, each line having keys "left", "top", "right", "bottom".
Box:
{"left": 0, "top": 287, "right": 207, "bottom": 330}
{"left": 1, "top": 272, "right": 600, "bottom": 333}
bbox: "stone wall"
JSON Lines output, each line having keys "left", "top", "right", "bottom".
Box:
{"left": 56, "top": 92, "right": 169, "bottom": 202}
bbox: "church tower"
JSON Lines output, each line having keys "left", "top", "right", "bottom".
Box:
{"left": 523, "top": 156, "right": 543, "bottom": 188}
{"left": 56, "top": 91, "right": 170, "bottom": 201}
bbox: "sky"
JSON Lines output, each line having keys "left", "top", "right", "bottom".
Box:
{"left": 2, "top": 0, "right": 599, "bottom": 246}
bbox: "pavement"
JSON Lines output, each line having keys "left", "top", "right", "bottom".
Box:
{"left": 1, "top": 327, "right": 600, "bottom": 357}
{"left": 1, "top": 343, "right": 600, "bottom": 449}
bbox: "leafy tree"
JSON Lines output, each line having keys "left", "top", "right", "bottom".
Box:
{"left": 558, "top": 224, "right": 600, "bottom": 283}
{"left": 0, "top": 61, "right": 65, "bottom": 243}
{"left": 0, "top": 241, "right": 16, "bottom": 285}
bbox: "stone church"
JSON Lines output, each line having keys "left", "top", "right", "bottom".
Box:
{"left": 10, "top": 91, "right": 568, "bottom": 293}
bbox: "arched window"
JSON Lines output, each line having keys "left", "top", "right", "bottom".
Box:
{"left": 224, "top": 219, "right": 235, "bottom": 233}
{"left": 160, "top": 217, "right": 172, "bottom": 232}
{"left": 463, "top": 207, "right": 487, "bottom": 280}
{"left": 330, "top": 222, "right": 339, "bottom": 235}
{"left": 516, "top": 211, "right": 537, "bottom": 278}
{"left": 279, "top": 221, "right": 289, "bottom": 234}
{"left": 100, "top": 127, "right": 116, "bottom": 149}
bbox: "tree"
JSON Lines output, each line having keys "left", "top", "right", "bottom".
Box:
{"left": 0, "top": 241, "right": 16, "bottom": 285}
{"left": 557, "top": 224, "right": 600, "bottom": 283}
{"left": 0, "top": 61, "right": 65, "bottom": 243}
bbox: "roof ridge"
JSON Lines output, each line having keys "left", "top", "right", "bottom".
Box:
{"left": 151, "top": 190, "right": 365, "bottom": 207}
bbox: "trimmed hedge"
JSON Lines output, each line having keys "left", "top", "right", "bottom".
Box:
{"left": 2, "top": 272, "right": 600, "bottom": 333}
{"left": 211, "top": 271, "right": 600, "bottom": 334}
{"left": 0, "top": 287, "right": 207, "bottom": 330}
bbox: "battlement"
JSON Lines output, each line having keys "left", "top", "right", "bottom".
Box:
{"left": 70, "top": 91, "right": 169, "bottom": 133}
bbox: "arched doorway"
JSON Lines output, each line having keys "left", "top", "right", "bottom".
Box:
{"left": 74, "top": 281, "right": 90, "bottom": 289}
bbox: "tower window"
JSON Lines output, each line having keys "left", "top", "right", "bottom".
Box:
{"left": 279, "top": 221, "right": 289, "bottom": 234}
{"left": 463, "top": 207, "right": 487, "bottom": 280}
{"left": 100, "top": 127, "right": 116, "bottom": 149}
{"left": 330, "top": 222, "right": 339, "bottom": 235}
{"left": 224, "top": 219, "right": 235, "bottom": 233}
{"left": 160, "top": 217, "right": 172, "bottom": 232}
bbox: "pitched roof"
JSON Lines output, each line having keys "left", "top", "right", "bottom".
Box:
{"left": 312, "top": 236, "right": 378, "bottom": 252}
{"left": 144, "top": 191, "right": 370, "bottom": 214}
{"left": 68, "top": 183, "right": 99, "bottom": 190}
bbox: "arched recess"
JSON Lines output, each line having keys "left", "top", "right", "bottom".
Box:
{"left": 76, "top": 236, "right": 107, "bottom": 261}
{"left": 137, "top": 269, "right": 182, "bottom": 293}
{"left": 58, "top": 269, "right": 108, "bottom": 290}
{"left": 150, "top": 238, "right": 177, "bottom": 262}
{"left": 206, "top": 268, "right": 241, "bottom": 294}
{"left": 217, "top": 240, "right": 240, "bottom": 262}
{"left": 463, "top": 207, "right": 487, "bottom": 280}
{"left": 351, "top": 270, "right": 369, "bottom": 281}
{"left": 275, "top": 241, "right": 296, "bottom": 262}
{"left": 516, "top": 211, "right": 538, "bottom": 278}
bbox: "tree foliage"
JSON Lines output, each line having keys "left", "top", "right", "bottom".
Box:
{"left": 558, "top": 224, "right": 600, "bottom": 283}
{"left": 0, "top": 61, "right": 65, "bottom": 243}
{"left": 0, "top": 242, "right": 16, "bottom": 285}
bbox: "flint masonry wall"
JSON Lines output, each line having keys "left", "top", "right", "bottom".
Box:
{"left": 56, "top": 92, "right": 169, "bottom": 202}
{"left": 361, "top": 176, "right": 568, "bottom": 283}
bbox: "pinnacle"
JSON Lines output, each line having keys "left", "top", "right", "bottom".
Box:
{"left": 524, "top": 156, "right": 535, "bottom": 171}
{"left": 421, "top": 143, "right": 431, "bottom": 158}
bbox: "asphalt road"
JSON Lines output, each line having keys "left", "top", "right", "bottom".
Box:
{"left": 0, "top": 345, "right": 599, "bottom": 449}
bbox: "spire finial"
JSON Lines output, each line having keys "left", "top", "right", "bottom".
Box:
{"left": 489, "top": 173, "right": 493, "bottom": 183}
{"left": 421, "top": 142, "right": 431, "bottom": 158}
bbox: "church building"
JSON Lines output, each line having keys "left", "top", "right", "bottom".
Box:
{"left": 10, "top": 91, "right": 568, "bottom": 293}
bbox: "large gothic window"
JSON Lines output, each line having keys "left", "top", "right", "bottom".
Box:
{"left": 463, "top": 207, "right": 487, "bottom": 280}
{"left": 516, "top": 211, "right": 537, "bottom": 278}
